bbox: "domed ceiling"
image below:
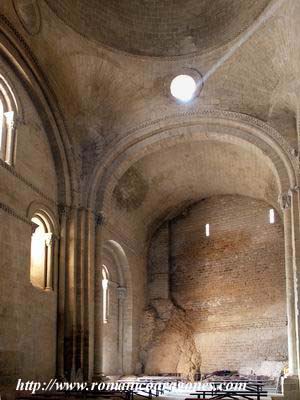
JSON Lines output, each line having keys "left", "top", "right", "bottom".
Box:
{"left": 45, "top": 0, "right": 271, "bottom": 57}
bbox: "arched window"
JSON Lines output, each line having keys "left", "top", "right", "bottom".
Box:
{"left": 0, "top": 74, "right": 18, "bottom": 165}
{"left": 30, "top": 213, "right": 54, "bottom": 290}
{"left": 102, "top": 265, "right": 109, "bottom": 324}
{"left": 0, "top": 99, "right": 8, "bottom": 161}
{"left": 0, "top": 100, "right": 4, "bottom": 150}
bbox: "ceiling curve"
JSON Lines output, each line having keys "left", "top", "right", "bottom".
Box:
{"left": 45, "top": 0, "right": 271, "bottom": 57}
{"left": 111, "top": 140, "right": 279, "bottom": 238}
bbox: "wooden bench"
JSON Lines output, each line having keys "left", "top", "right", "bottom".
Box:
{"left": 185, "top": 381, "right": 268, "bottom": 400}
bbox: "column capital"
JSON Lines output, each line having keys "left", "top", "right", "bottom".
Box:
{"left": 45, "top": 232, "right": 55, "bottom": 247}
{"left": 289, "top": 185, "right": 300, "bottom": 194}
{"left": 4, "top": 110, "right": 15, "bottom": 130}
{"left": 278, "top": 192, "right": 292, "bottom": 210}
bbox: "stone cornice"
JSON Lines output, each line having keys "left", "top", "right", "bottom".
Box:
{"left": 0, "top": 201, "right": 34, "bottom": 227}
{"left": 0, "top": 158, "right": 56, "bottom": 205}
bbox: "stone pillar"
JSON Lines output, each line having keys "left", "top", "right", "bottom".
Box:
{"left": 117, "top": 286, "right": 127, "bottom": 374}
{"left": 86, "top": 209, "right": 96, "bottom": 381}
{"left": 65, "top": 206, "right": 79, "bottom": 381}
{"left": 76, "top": 207, "right": 87, "bottom": 376}
{"left": 93, "top": 212, "right": 105, "bottom": 380}
{"left": 279, "top": 192, "right": 298, "bottom": 375}
{"left": 57, "top": 204, "right": 69, "bottom": 379}
{"left": 45, "top": 232, "right": 54, "bottom": 290}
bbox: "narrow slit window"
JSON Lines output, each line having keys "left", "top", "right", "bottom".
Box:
{"left": 205, "top": 223, "right": 210, "bottom": 237}
{"left": 269, "top": 209, "right": 275, "bottom": 224}
{"left": 0, "top": 100, "right": 3, "bottom": 152}
{"left": 102, "top": 266, "right": 109, "bottom": 324}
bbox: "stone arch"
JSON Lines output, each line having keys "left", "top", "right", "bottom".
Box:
{"left": 27, "top": 200, "right": 59, "bottom": 236}
{"left": 88, "top": 111, "right": 298, "bottom": 215}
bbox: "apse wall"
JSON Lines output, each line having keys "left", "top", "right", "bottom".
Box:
{"left": 0, "top": 61, "right": 58, "bottom": 384}
{"left": 145, "top": 195, "right": 287, "bottom": 377}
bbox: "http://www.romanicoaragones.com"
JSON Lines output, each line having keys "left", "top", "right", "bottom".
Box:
{"left": 15, "top": 379, "right": 247, "bottom": 395}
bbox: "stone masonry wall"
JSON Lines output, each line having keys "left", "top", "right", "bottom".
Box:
{"left": 0, "top": 60, "right": 58, "bottom": 385}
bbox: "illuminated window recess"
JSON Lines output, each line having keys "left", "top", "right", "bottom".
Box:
{"left": 269, "top": 209, "right": 275, "bottom": 224}
{"left": 205, "top": 223, "right": 210, "bottom": 237}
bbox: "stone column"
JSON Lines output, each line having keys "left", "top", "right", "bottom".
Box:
{"left": 280, "top": 192, "right": 298, "bottom": 375}
{"left": 117, "top": 286, "right": 127, "bottom": 374}
{"left": 76, "top": 207, "right": 87, "bottom": 376}
{"left": 45, "top": 232, "right": 55, "bottom": 290}
{"left": 65, "top": 206, "right": 79, "bottom": 381}
{"left": 86, "top": 209, "right": 96, "bottom": 381}
{"left": 93, "top": 212, "right": 105, "bottom": 380}
{"left": 57, "top": 204, "right": 69, "bottom": 379}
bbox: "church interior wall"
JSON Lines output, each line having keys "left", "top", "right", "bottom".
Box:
{"left": 0, "top": 59, "right": 58, "bottom": 384}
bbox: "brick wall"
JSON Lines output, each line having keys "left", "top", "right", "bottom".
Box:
{"left": 148, "top": 195, "right": 287, "bottom": 376}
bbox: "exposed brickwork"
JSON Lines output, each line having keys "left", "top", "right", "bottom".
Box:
{"left": 147, "top": 195, "right": 287, "bottom": 375}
